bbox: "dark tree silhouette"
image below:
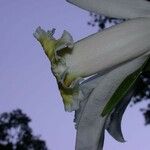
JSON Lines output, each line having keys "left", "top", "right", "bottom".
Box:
{"left": 88, "top": 13, "right": 150, "bottom": 125}
{"left": 0, "top": 109, "right": 48, "bottom": 150}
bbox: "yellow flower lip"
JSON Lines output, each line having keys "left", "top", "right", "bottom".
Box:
{"left": 34, "top": 27, "right": 84, "bottom": 111}
{"left": 33, "top": 27, "right": 56, "bottom": 60}
{"left": 33, "top": 26, "right": 74, "bottom": 85}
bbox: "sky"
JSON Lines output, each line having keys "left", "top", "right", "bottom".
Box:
{"left": 0, "top": 0, "right": 150, "bottom": 150}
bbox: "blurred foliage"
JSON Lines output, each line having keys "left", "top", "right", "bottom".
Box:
{"left": 0, "top": 109, "right": 48, "bottom": 150}
{"left": 88, "top": 13, "right": 150, "bottom": 125}
{"left": 132, "top": 73, "right": 150, "bottom": 125}
{"left": 88, "top": 12, "right": 125, "bottom": 30}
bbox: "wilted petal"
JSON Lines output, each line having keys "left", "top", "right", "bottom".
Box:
{"left": 75, "top": 56, "right": 147, "bottom": 150}
{"left": 66, "top": 0, "right": 150, "bottom": 19}
{"left": 34, "top": 18, "right": 150, "bottom": 112}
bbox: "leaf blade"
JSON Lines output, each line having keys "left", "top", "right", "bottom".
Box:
{"left": 101, "top": 57, "right": 150, "bottom": 117}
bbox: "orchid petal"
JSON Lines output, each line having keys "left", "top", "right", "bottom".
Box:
{"left": 66, "top": 0, "right": 150, "bottom": 19}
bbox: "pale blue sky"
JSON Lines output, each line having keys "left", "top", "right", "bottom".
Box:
{"left": 0, "top": 0, "right": 150, "bottom": 150}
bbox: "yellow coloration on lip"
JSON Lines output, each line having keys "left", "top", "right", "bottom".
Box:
{"left": 42, "top": 39, "right": 55, "bottom": 58}
{"left": 64, "top": 73, "right": 76, "bottom": 87}
{"left": 40, "top": 37, "right": 56, "bottom": 60}
{"left": 58, "top": 83, "right": 78, "bottom": 110}
{"left": 33, "top": 27, "right": 57, "bottom": 60}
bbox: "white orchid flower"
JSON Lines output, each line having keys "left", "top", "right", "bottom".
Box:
{"left": 66, "top": 0, "right": 150, "bottom": 19}
{"left": 34, "top": 17, "right": 150, "bottom": 112}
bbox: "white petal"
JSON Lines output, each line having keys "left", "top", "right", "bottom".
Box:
{"left": 74, "top": 75, "right": 105, "bottom": 129}
{"left": 65, "top": 18, "right": 150, "bottom": 79}
{"left": 66, "top": 0, "right": 150, "bottom": 19}
{"left": 75, "top": 56, "right": 147, "bottom": 150}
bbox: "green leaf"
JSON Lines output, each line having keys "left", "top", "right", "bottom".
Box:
{"left": 101, "top": 57, "right": 150, "bottom": 117}
{"left": 143, "top": 58, "right": 150, "bottom": 72}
